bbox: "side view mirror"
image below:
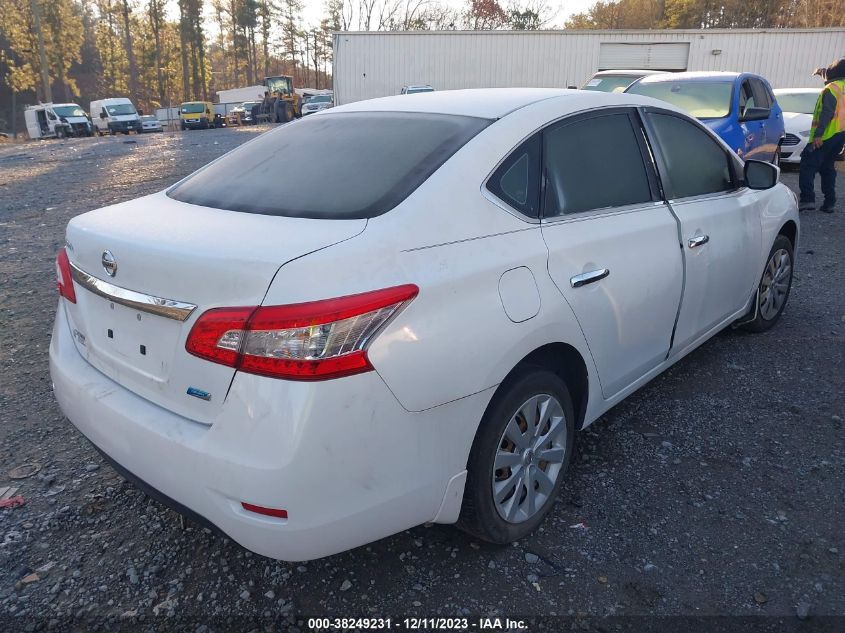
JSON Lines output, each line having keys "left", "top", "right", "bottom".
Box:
{"left": 744, "top": 159, "right": 778, "bottom": 190}
{"left": 741, "top": 107, "right": 770, "bottom": 122}
{"left": 99, "top": 112, "right": 106, "bottom": 119}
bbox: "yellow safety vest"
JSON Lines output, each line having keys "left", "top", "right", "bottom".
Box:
{"left": 810, "top": 79, "right": 845, "bottom": 142}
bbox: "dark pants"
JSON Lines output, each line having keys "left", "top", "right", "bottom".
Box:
{"left": 799, "top": 132, "right": 845, "bottom": 205}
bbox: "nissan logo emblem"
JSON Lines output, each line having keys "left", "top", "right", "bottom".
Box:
{"left": 102, "top": 250, "right": 117, "bottom": 277}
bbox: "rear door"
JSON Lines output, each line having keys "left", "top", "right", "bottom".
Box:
{"left": 642, "top": 108, "right": 762, "bottom": 353}
{"left": 540, "top": 108, "right": 684, "bottom": 398}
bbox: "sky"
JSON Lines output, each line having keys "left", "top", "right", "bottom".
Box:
{"left": 298, "top": 0, "right": 594, "bottom": 30}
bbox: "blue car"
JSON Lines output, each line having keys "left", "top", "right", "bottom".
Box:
{"left": 626, "top": 71, "right": 784, "bottom": 164}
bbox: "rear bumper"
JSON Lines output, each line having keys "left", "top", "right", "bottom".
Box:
{"left": 49, "top": 303, "right": 476, "bottom": 560}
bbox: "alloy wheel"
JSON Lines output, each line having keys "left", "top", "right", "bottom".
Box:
{"left": 759, "top": 248, "right": 791, "bottom": 320}
{"left": 492, "top": 394, "right": 567, "bottom": 523}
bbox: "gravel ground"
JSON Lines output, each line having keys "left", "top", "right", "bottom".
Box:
{"left": 0, "top": 128, "right": 843, "bottom": 631}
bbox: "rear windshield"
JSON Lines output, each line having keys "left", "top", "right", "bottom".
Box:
{"left": 583, "top": 75, "right": 638, "bottom": 93}
{"left": 626, "top": 80, "right": 734, "bottom": 118}
{"left": 167, "top": 111, "right": 490, "bottom": 219}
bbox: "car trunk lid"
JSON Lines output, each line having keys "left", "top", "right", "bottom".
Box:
{"left": 62, "top": 191, "right": 366, "bottom": 424}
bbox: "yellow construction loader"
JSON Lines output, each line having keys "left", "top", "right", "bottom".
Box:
{"left": 264, "top": 76, "right": 301, "bottom": 123}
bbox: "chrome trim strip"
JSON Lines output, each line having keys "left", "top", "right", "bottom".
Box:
{"left": 69, "top": 263, "right": 197, "bottom": 322}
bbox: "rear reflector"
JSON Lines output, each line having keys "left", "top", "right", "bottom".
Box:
{"left": 185, "top": 284, "right": 418, "bottom": 380}
{"left": 56, "top": 248, "right": 77, "bottom": 304}
{"left": 241, "top": 502, "right": 288, "bottom": 519}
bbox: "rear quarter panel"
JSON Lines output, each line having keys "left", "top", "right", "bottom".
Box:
{"left": 261, "top": 104, "right": 603, "bottom": 417}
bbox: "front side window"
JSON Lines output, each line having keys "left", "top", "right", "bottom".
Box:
{"left": 486, "top": 135, "right": 540, "bottom": 218}
{"left": 740, "top": 80, "right": 757, "bottom": 115}
{"left": 646, "top": 112, "right": 735, "bottom": 199}
{"left": 750, "top": 78, "right": 772, "bottom": 109}
{"left": 543, "top": 112, "right": 652, "bottom": 216}
{"left": 627, "top": 80, "right": 734, "bottom": 119}
{"left": 168, "top": 112, "right": 490, "bottom": 219}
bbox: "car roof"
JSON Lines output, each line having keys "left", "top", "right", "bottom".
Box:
{"left": 773, "top": 87, "right": 820, "bottom": 94}
{"left": 634, "top": 71, "right": 743, "bottom": 85}
{"left": 593, "top": 69, "right": 665, "bottom": 77}
{"left": 330, "top": 88, "right": 685, "bottom": 120}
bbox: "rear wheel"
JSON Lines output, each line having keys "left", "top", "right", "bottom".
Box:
{"left": 743, "top": 235, "right": 794, "bottom": 333}
{"left": 458, "top": 367, "right": 574, "bottom": 544}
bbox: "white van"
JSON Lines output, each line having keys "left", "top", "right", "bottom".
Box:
{"left": 24, "top": 103, "right": 93, "bottom": 139}
{"left": 90, "top": 97, "right": 142, "bottom": 135}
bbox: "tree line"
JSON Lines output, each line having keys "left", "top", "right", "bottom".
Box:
{"left": 0, "top": 0, "right": 842, "bottom": 134}
{"left": 565, "top": 0, "right": 843, "bottom": 29}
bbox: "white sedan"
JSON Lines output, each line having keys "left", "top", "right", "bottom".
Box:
{"left": 774, "top": 88, "right": 845, "bottom": 165}
{"left": 774, "top": 88, "right": 819, "bottom": 164}
{"left": 138, "top": 115, "right": 163, "bottom": 133}
{"left": 50, "top": 89, "right": 798, "bottom": 561}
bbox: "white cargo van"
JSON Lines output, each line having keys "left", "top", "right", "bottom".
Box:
{"left": 24, "top": 103, "right": 93, "bottom": 139}
{"left": 90, "top": 97, "right": 142, "bottom": 135}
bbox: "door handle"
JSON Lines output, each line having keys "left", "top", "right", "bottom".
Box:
{"left": 688, "top": 234, "right": 710, "bottom": 248}
{"left": 570, "top": 268, "right": 610, "bottom": 288}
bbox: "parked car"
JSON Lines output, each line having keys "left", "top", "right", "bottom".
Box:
{"left": 139, "top": 115, "right": 163, "bottom": 133}
{"left": 582, "top": 69, "right": 666, "bottom": 93}
{"left": 626, "top": 71, "right": 784, "bottom": 164}
{"left": 90, "top": 98, "right": 142, "bottom": 135}
{"left": 50, "top": 89, "right": 798, "bottom": 561}
{"left": 301, "top": 94, "right": 333, "bottom": 115}
{"left": 400, "top": 84, "right": 434, "bottom": 95}
{"left": 772, "top": 88, "right": 845, "bottom": 164}
{"left": 180, "top": 101, "right": 217, "bottom": 130}
{"left": 228, "top": 101, "right": 261, "bottom": 125}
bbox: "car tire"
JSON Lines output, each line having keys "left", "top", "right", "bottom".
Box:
{"left": 743, "top": 234, "right": 794, "bottom": 333}
{"left": 772, "top": 144, "right": 781, "bottom": 168}
{"left": 457, "top": 367, "right": 575, "bottom": 544}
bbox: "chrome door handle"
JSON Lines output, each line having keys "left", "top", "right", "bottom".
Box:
{"left": 688, "top": 235, "right": 710, "bottom": 248}
{"left": 570, "top": 268, "right": 610, "bottom": 288}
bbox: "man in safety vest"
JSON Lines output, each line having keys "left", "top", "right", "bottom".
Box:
{"left": 799, "top": 58, "right": 845, "bottom": 214}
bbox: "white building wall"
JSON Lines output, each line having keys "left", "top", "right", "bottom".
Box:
{"left": 333, "top": 29, "right": 845, "bottom": 104}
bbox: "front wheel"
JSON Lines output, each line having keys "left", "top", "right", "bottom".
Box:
{"left": 743, "top": 235, "right": 794, "bottom": 333}
{"left": 457, "top": 368, "right": 575, "bottom": 544}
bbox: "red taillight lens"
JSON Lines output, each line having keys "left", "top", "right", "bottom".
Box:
{"left": 56, "top": 248, "right": 77, "bottom": 304}
{"left": 241, "top": 502, "right": 288, "bottom": 519}
{"left": 185, "top": 284, "right": 418, "bottom": 381}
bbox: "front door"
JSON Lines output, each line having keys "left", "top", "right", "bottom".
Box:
{"left": 643, "top": 109, "right": 762, "bottom": 352}
{"left": 540, "top": 109, "right": 684, "bottom": 398}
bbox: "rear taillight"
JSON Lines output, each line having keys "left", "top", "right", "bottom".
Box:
{"left": 56, "top": 248, "right": 76, "bottom": 304}
{"left": 185, "top": 284, "right": 418, "bottom": 380}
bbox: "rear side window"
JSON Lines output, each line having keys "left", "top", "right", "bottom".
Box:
{"left": 543, "top": 112, "right": 652, "bottom": 216}
{"left": 646, "top": 112, "right": 735, "bottom": 199}
{"left": 168, "top": 112, "right": 490, "bottom": 219}
{"left": 486, "top": 135, "right": 541, "bottom": 218}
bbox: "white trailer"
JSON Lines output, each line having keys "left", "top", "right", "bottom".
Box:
{"left": 216, "top": 85, "right": 266, "bottom": 104}
{"left": 332, "top": 28, "right": 845, "bottom": 105}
